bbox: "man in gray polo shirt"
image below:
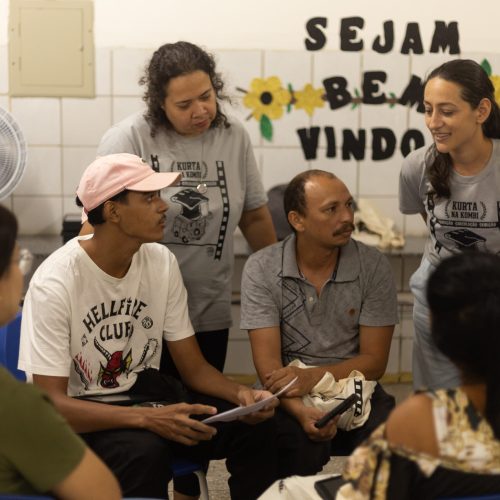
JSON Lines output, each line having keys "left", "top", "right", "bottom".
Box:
{"left": 241, "top": 169, "right": 398, "bottom": 461}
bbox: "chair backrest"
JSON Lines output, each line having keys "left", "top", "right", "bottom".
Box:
{"left": 0, "top": 311, "right": 26, "bottom": 381}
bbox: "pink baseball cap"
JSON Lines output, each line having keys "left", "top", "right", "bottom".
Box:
{"left": 77, "top": 153, "right": 181, "bottom": 213}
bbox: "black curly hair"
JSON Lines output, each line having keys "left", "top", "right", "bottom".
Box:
{"left": 140, "top": 41, "right": 231, "bottom": 137}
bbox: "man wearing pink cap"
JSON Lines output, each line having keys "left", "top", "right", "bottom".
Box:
{"left": 19, "top": 153, "right": 279, "bottom": 499}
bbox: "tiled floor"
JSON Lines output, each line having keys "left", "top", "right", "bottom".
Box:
{"left": 171, "top": 383, "right": 413, "bottom": 499}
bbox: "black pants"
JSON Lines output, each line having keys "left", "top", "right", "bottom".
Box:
{"left": 329, "top": 383, "right": 395, "bottom": 455}
{"left": 160, "top": 328, "right": 229, "bottom": 376}
{"left": 273, "top": 382, "right": 395, "bottom": 476}
{"left": 80, "top": 379, "right": 278, "bottom": 499}
{"left": 159, "top": 328, "right": 229, "bottom": 496}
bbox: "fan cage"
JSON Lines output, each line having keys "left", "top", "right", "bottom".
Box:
{"left": 0, "top": 107, "right": 27, "bottom": 199}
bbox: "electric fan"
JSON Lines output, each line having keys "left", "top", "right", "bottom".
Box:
{"left": 0, "top": 107, "right": 27, "bottom": 200}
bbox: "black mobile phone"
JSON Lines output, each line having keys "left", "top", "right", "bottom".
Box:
{"left": 314, "top": 393, "right": 359, "bottom": 429}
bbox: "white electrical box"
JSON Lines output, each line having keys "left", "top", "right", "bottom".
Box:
{"left": 9, "top": 0, "right": 94, "bottom": 97}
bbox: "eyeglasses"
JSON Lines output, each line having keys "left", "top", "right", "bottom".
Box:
{"left": 18, "top": 248, "right": 33, "bottom": 276}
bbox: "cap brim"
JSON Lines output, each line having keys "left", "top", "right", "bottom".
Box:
{"left": 127, "top": 172, "right": 182, "bottom": 192}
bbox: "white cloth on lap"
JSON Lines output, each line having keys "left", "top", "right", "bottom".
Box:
{"left": 289, "top": 360, "right": 376, "bottom": 431}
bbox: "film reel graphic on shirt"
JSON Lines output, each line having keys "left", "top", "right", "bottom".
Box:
{"left": 170, "top": 160, "right": 229, "bottom": 260}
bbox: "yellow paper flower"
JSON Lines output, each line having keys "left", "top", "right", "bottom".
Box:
{"left": 243, "top": 77, "right": 291, "bottom": 120}
{"left": 294, "top": 84, "right": 325, "bottom": 116}
{"left": 490, "top": 75, "right": 500, "bottom": 105}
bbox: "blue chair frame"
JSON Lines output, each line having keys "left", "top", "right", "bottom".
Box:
{"left": 0, "top": 311, "right": 25, "bottom": 381}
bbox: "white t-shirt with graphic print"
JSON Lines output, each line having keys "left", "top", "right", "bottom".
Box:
{"left": 19, "top": 237, "right": 194, "bottom": 397}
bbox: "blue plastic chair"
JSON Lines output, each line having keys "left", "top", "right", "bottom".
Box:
{"left": 0, "top": 311, "right": 25, "bottom": 381}
{"left": 0, "top": 311, "right": 209, "bottom": 499}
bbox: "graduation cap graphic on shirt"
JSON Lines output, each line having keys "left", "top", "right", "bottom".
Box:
{"left": 171, "top": 189, "right": 209, "bottom": 220}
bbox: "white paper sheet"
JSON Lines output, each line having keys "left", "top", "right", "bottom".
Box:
{"left": 202, "top": 377, "right": 298, "bottom": 424}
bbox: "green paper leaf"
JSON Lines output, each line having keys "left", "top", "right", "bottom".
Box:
{"left": 354, "top": 88, "right": 360, "bottom": 98}
{"left": 481, "top": 58, "right": 492, "bottom": 76}
{"left": 351, "top": 102, "right": 358, "bottom": 110}
{"left": 260, "top": 115, "right": 273, "bottom": 141}
{"left": 287, "top": 83, "right": 293, "bottom": 113}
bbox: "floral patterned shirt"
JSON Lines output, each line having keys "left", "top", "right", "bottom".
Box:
{"left": 337, "top": 388, "right": 500, "bottom": 500}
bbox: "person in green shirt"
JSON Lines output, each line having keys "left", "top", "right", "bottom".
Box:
{"left": 0, "top": 204, "right": 121, "bottom": 499}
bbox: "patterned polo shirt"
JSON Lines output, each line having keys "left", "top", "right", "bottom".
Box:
{"left": 240, "top": 234, "right": 398, "bottom": 366}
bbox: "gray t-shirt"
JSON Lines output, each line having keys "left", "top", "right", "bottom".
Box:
{"left": 98, "top": 112, "right": 267, "bottom": 331}
{"left": 240, "top": 235, "right": 398, "bottom": 366}
{"left": 399, "top": 140, "right": 500, "bottom": 266}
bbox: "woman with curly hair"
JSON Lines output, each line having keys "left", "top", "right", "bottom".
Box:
{"left": 97, "top": 41, "right": 276, "bottom": 374}
{"left": 399, "top": 58, "right": 500, "bottom": 391}
{"left": 95, "top": 41, "right": 276, "bottom": 499}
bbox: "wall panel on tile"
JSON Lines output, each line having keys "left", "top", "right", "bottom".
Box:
{"left": 62, "top": 97, "right": 112, "bottom": 145}
{"left": 215, "top": 50, "right": 262, "bottom": 97}
{"left": 62, "top": 147, "right": 98, "bottom": 195}
{"left": 0, "top": 45, "right": 7, "bottom": 94}
{"left": 63, "top": 195, "right": 80, "bottom": 216}
{"left": 10, "top": 98, "right": 61, "bottom": 145}
{"left": 216, "top": 50, "right": 263, "bottom": 146}
{"left": 15, "top": 147, "right": 61, "bottom": 195}
{"left": 112, "top": 48, "right": 151, "bottom": 95}
{"left": 260, "top": 147, "right": 309, "bottom": 192}
{"left": 225, "top": 106, "right": 261, "bottom": 147}
{"left": 13, "top": 195, "right": 63, "bottom": 235}
{"left": 0, "top": 95, "right": 8, "bottom": 110}
{"left": 95, "top": 47, "right": 112, "bottom": 96}
{"left": 321, "top": 156, "right": 358, "bottom": 196}
{"left": 112, "top": 96, "right": 145, "bottom": 124}
{"left": 358, "top": 154, "right": 402, "bottom": 196}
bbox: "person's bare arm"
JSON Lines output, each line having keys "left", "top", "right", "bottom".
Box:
{"left": 51, "top": 447, "right": 121, "bottom": 500}
{"left": 385, "top": 393, "right": 438, "bottom": 456}
{"left": 33, "top": 374, "right": 218, "bottom": 446}
{"left": 238, "top": 205, "right": 277, "bottom": 251}
{"left": 249, "top": 326, "right": 337, "bottom": 440}
{"left": 167, "top": 335, "right": 277, "bottom": 423}
{"left": 262, "top": 325, "right": 394, "bottom": 397}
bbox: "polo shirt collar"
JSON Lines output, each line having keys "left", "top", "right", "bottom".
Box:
{"left": 281, "top": 234, "right": 360, "bottom": 283}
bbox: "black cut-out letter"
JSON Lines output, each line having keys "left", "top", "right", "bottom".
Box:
{"left": 325, "top": 127, "right": 336, "bottom": 158}
{"left": 342, "top": 129, "right": 366, "bottom": 160}
{"left": 372, "top": 128, "right": 396, "bottom": 160}
{"left": 323, "top": 77, "right": 351, "bottom": 110}
{"left": 372, "top": 21, "right": 394, "bottom": 53}
{"left": 401, "top": 22, "right": 424, "bottom": 54}
{"left": 430, "top": 21, "right": 460, "bottom": 54}
{"left": 399, "top": 75, "right": 425, "bottom": 113}
{"left": 340, "top": 17, "right": 364, "bottom": 51}
{"left": 297, "top": 127, "right": 321, "bottom": 160}
{"left": 362, "top": 72, "right": 387, "bottom": 104}
{"left": 400, "top": 129, "right": 425, "bottom": 157}
{"left": 305, "top": 17, "right": 328, "bottom": 51}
